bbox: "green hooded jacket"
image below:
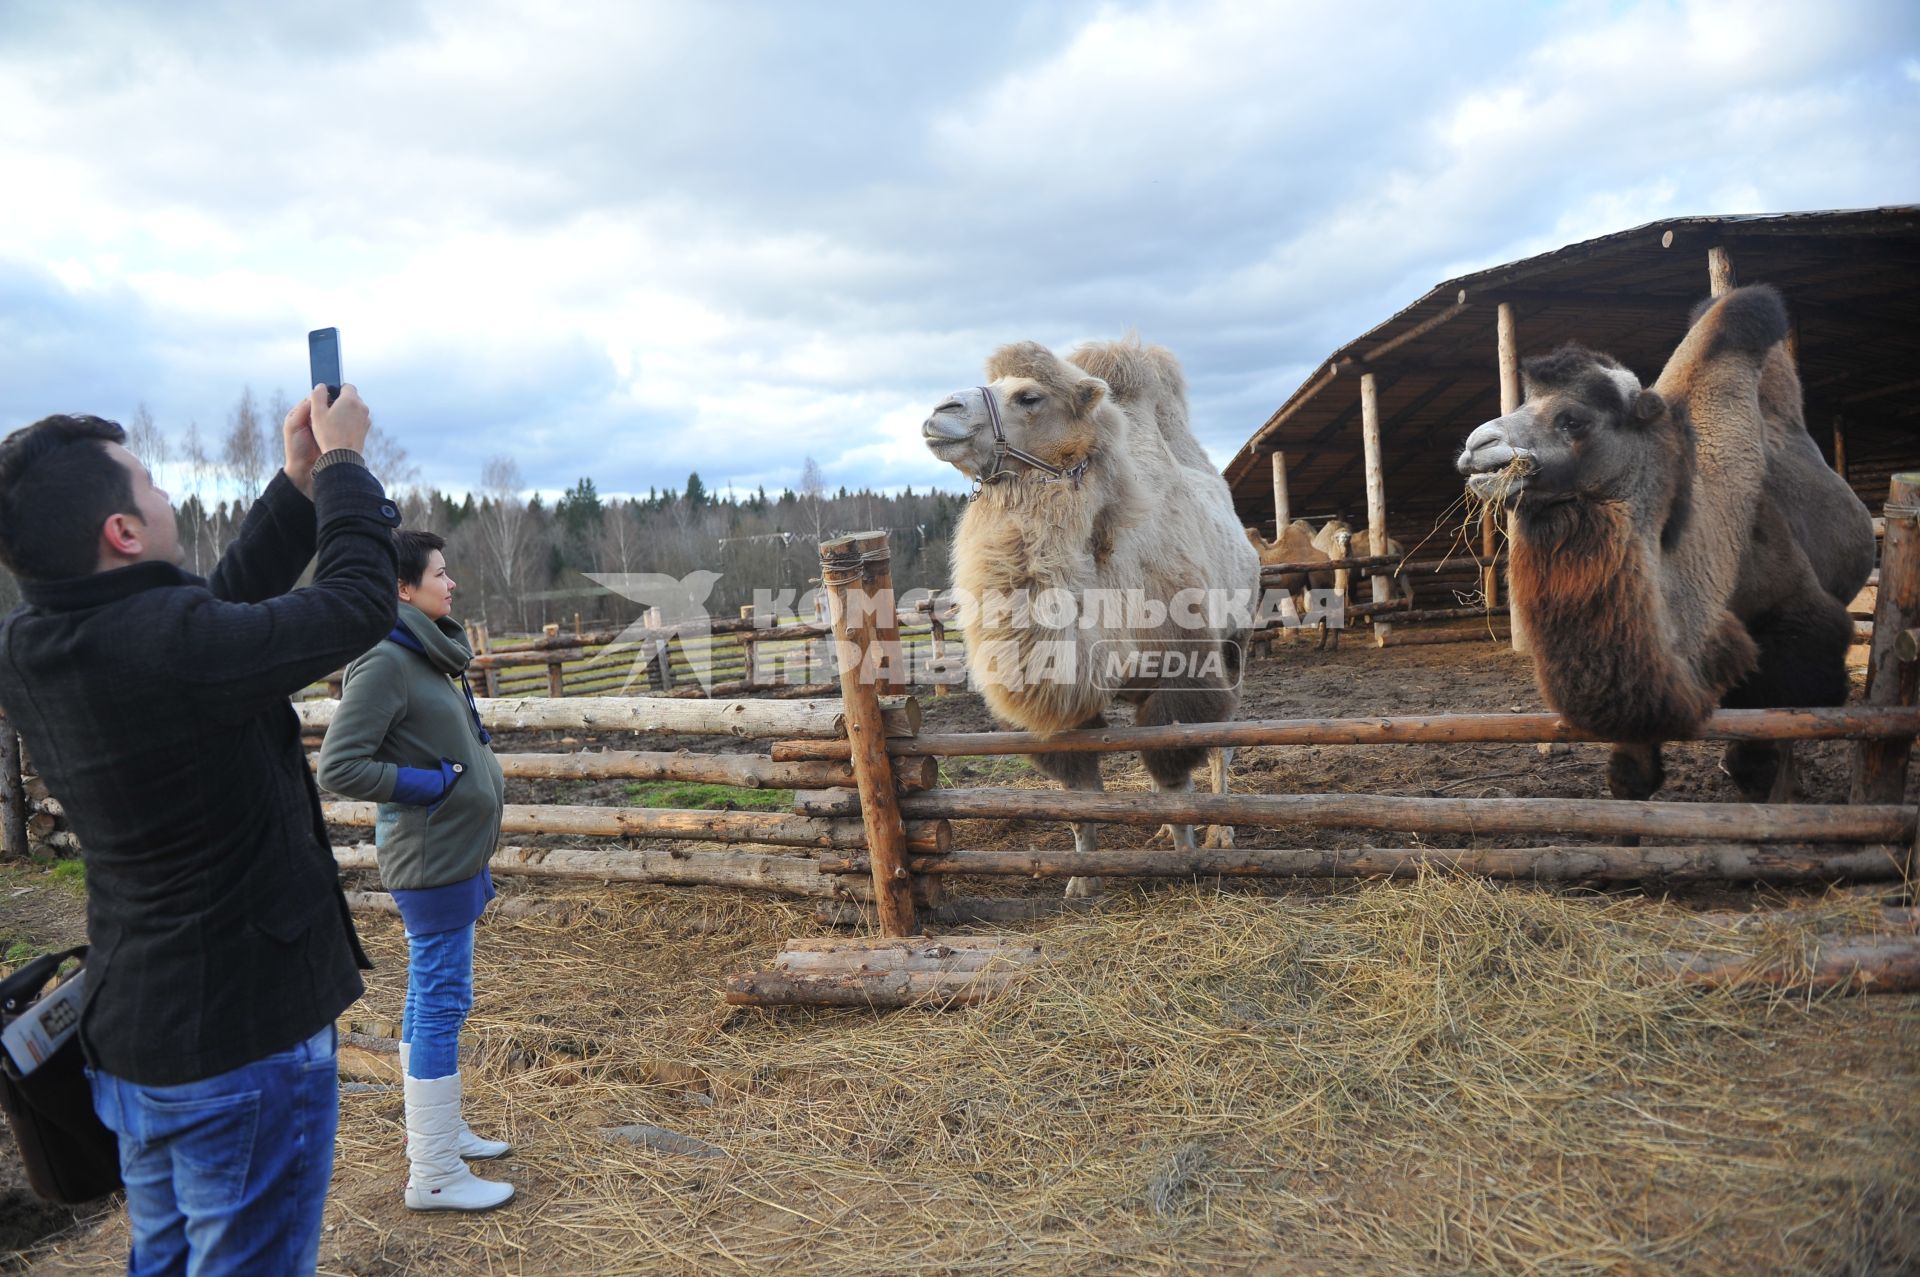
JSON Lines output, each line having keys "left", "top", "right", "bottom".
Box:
{"left": 317, "top": 603, "right": 505, "bottom": 891}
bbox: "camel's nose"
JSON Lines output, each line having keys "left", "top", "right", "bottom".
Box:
{"left": 1457, "top": 419, "right": 1517, "bottom": 475}
{"left": 923, "top": 395, "right": 976, "bottom": 442}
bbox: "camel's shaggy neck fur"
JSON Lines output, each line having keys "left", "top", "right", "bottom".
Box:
{"left": 950, "top": 339, "right": 1256, "bottom": 736}
{"left": 1503, "top": 289, "right": 1789, "bottom": 740}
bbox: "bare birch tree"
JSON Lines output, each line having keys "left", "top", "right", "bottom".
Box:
{"left": 223, "top": 386, "right": 271, "bottom": 505}
{"left": 476, "top": 455, "right": 531, "bottom": 630}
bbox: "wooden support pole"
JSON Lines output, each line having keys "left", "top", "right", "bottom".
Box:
{"left": 821, "top": 533, "right": 918, "bottom": 936}
{"left": 1708, "top": 244, "right": 1735, "bottom": 296}
{"left": 1497, "top": 300, "right": 1529, "bottom": 655}
{"left": 0, "top": 710, "right": 26, "bottom": 860}
{"left": 546, "top": 661, "right": 565, "bottom": 698}
{"left": 890, "top": 787, "right": 1912, "bottom": 845}
{"left": 1270, "top": 451, "right": 1290, "bottom": 531}
{"left": 1833, "top": 416, "right": 1848, "bottom": 480}
{"left": 819, "top": 842, "right": 1903, "bottom": 884}
{"left": 1853, "top": 473, "right": 1920, "bottom": 810}
{"left": 1359, "top": 372, "right": 1391, "bottom": 644}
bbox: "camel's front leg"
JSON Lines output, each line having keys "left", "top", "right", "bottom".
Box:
{"left": 1031, "top": 742, "right": 1108, "bottom": 898}
{"left": 1203, "top": 747, "right": 1235, "bottom": 849}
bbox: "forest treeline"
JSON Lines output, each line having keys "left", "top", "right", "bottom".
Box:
{"left": 0, "top": 390, "right": 969, "bottom": 630}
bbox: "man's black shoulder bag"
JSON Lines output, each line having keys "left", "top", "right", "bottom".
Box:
{"left": 0, "top": 946, "right": 121, "bottom": 1203}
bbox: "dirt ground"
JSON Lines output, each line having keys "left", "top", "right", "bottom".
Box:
{"left": 4, "top": 633, "right": 1916, "bottom": 1275}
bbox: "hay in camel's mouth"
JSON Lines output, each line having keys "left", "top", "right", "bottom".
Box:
{"left": 1464, "top": 451, "right": 1537, "bottom": 508}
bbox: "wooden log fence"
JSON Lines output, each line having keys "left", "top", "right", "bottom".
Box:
{"left": 771, "top": 705, "right": 1920, "bottom": 761}
{"left": 334, "top": 842, "right": 870, "bottom": 901}
{"left": 820, "top": 843, "right": 1904, "bottom": 884}
{"left": 322, "top": 800, "right": 951, "bottom": 852}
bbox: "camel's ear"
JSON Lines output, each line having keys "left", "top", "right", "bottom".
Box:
{"left": 1073, "top": 376, "right": 1108, "bottom": 418}
{"left": 1628, "top": 388, "right": 1666, "bottom": 427}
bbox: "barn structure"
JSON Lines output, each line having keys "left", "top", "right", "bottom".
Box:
{"left": 1222, "top": 205, "right": 1920, "bottom": 637}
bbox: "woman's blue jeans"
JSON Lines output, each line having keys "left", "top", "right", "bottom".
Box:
{"left": 402, "top": 923, "right": 474, "bottom": 1079}
{"left": 87, "top": 1024, "right": 338, "bottom": 1277}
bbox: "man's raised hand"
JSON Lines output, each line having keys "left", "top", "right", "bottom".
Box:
{"left": 311, "top": 382, "right": 373, "bottom": 457}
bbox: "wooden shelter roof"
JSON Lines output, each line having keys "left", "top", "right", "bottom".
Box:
{"left": 1224, "top": 206, "right": 1920, "bottom": 541}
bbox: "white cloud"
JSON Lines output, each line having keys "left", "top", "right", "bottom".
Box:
{"left": 0, "top": 0, "right": 1914, "bottom": 501}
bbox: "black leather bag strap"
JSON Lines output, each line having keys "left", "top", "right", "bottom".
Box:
{"left": 0, "top": 945, "right": 88, "bottom": 1022}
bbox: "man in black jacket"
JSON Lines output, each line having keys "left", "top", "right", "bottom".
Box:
{"left": 0, "top": 384, "right": 399, "bottom": 1275}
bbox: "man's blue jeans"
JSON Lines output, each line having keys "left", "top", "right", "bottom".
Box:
{"left": 402, "top": 923, "right": 474, "bottom": 1079}
{"left": 87, "top": 1024, "right": 338, "bottom": 1277}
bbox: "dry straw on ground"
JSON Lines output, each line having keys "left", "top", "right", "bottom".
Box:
{"left": 21, "top": 875, "right": 1912, "bottom": 1277}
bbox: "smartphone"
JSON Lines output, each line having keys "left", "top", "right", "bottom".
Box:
{"left": 308, "top": 328, "right": 342, "bottom": 405}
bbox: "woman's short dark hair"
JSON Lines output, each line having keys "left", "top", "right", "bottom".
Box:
{"left": 0, "top": 415, "right": 136, "bottom": 582}
{"left": 393, "top": 529, "right": 447, "bottom": 588}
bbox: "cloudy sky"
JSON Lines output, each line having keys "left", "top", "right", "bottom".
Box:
{"left": 1, "top": 0, "right": 1915, "bottom": 502}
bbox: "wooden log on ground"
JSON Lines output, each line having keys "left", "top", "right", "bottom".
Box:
{"left": 334, "top": 842, "right": 870, "bottom": 900}
{"left": 822, "top": 531, "right": 918, "bottom": 935}
{"left": 1668, "top": 935, "right": 1920, "bottom": 993}
{"left": 298, "top": 694, "right": 920, "bottom": 740}
{"left": 1380, "top": 625, "right": 1511, "bottom": 648}
{"left": 894, "top": 788, "right": 1915, "bottom": 843}
{"left": 722, "top": 934, "right": 1044, "bottom": 1007}
{"left": 816, "top": 896, "right": 1099, "bottom": 929}
{"left": 819, "top": 842, "right": 1904, "bottom": 883}
{"left": 722, "top": 969, "right": 1022, "bottom": 1008}
{"left": 774, "top": 935, "right": 1043, "bottom": 974}
{"left": 771, "top": 705, "right": 1920, "bottom": 762}
{"left": 1853, "top": 473, "right": 1920, "bottom": 807}
{"left": 323, "top": 800, "right": 950, "bottom": 851}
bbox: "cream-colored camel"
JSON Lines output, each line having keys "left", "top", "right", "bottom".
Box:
{"left": 1312, "top": 519, "right": 1416, "bottom": 605}
{"left": 923, "top": 337, "right": 1258, "bottom": 896}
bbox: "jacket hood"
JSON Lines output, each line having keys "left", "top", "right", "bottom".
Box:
{"left": 392, "top": 602, "right": 473, "bottom": 677}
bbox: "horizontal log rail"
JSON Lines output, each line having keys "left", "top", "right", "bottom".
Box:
{"left": 333, "top": 842, "right": 867, "bottom": 901}
{"left": 819, "top": 842, "right": 1904, "bottom": 883}
{"left": 889, "top": 788, "right": 1913, "bottom": 843}
{"left": 298, "top": 694, "right": 920, "bottom": 740}
{"left": 485, "top": 750, "right": 933, "bottom": 790}
{"left": 322, "top": 800, "right": 951, "bottom": 851}
{"left": 1259, "top": 551, "right": 1506, "bottom": 578}
{"left": 771, "top": 705, "right": 1920, "bottom": 762}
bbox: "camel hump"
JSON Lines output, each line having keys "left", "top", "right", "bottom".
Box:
{"left": 1066, "top": 336, "right": 1185, "bottom": 407}
{"left": 1694, "top": 284, "right": 1790, "bottom": 363}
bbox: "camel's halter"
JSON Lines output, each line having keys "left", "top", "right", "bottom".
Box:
{"left": 970, "top": 385, "right": 1091, "bottom": 501}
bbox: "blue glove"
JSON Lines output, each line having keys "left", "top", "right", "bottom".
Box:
{"left": 391, "top": 759, "right": 465, "bottom": 814}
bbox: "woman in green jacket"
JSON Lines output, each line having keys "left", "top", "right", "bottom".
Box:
{"left": 318, "top": 530, "right": 512, "bottom": 1213}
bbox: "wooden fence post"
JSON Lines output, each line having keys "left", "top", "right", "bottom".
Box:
{"left": 0, "top": 709, "right": 26, "bottom": 861}
{"left": 547, "top": 654, "right": 565, "bottom": 698}
{"left": 477, "top": 624, "right": 499, "bottom": 697}
{"left": 1853, "top": 474, "right": 1920, "bottom": 813}
{"left": 821, "top": 533, "right": 917, "bottom": 936}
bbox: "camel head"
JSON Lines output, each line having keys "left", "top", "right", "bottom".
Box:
{"left": 1456, "top": 343, "right": 1691, "bottom": 523}
{"left": 922, "top": 342, "right": 1108, "bottom": 483}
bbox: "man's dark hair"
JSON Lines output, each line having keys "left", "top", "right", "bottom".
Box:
{"left": 0, "top": 415, "right": 136, "bottom": 582}
{"left": 394, "top": 529, "right": 447, "bottom": 588}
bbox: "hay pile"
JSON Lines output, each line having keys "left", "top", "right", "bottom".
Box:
{"left": 18, "top": 878, "right": 1918, "bottom": 1276}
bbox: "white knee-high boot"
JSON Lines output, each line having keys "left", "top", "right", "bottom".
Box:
{"left": 400, "top": 1042, "right": 511, "bottom": 1159}
{"left": 404, "top": 1071, "right": 515, "bottom": 1212}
